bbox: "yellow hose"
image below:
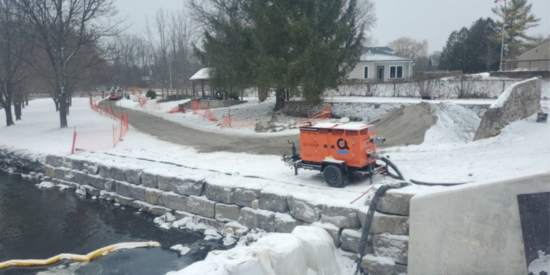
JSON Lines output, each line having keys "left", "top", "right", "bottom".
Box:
{"left": 0, "top": 241, "right": 160, "bottom": 270}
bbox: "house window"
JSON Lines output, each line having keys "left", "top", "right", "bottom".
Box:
{"left": 390, "top": 66, "right": 404, "bottom": 79}
{"left": 363, "top": 66, "right": 369, "bottom": 79}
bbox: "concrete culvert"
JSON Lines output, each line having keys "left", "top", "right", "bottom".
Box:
{"left": 374, "top": 102, "right": 438, "bottom": 148}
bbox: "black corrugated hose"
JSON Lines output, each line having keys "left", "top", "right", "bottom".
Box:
{"left": 354, "top": 156, "right": 471, "bottom": 274}
{"left": 355, "top": 181, "right": 409, "bottom": 274}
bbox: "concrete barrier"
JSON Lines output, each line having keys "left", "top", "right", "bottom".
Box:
{"left": 474, "top": 77, "right": 541, "bottom": 140}
{"left": 408, "top": 173, "right": 550, "bottom": 275}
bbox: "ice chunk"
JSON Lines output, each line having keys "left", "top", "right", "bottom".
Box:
{"left": 170, "top": 244, "right": 191, "bottom": 256}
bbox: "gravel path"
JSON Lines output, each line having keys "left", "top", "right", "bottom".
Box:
{"left": 122, "top": 107, "right": 300, "bottom": 156}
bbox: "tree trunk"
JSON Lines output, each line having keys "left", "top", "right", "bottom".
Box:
{"left": 4, "top": 104, "right": 14, "bottom": 126}
{"left": 58, "top": 89, "right": 68, "bottom": 128}
{"left": 14, "top": 102, "right": 22, "bottom": 120}
{"left": 258, "top": 87, "right": 268, "bottom": 102}
{"left": 273, "top": 87, "right": 285, "bottom": 111}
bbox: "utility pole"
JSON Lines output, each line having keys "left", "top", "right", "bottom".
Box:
{"left": 169, "top": 58, "right": 173, "bottom": 95}
{"left": 498, "top": 0, "right": 507, "bottom": 71}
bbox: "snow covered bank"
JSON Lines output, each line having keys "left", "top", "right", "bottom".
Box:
{"left": 168, "top": 226, "right": 354, "bottom": 275}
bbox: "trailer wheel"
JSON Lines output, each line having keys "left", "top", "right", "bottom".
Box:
{"left": 324, "top": 165, "right": 346, "bottom": 187}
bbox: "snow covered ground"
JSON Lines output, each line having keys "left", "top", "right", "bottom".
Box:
{"left": 2, "top": 97, "right": 549, "bottom": 275}
{"left": 2, "top": 98, "right": 549, "bottom": 196}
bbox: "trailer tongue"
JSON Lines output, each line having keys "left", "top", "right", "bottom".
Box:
{"left": 283, "top": 123, "right": 386, "bottom": 187}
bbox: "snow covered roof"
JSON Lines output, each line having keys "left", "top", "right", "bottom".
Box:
{"left": 333, "top": 124, "right": 373, "bottom": 130}
{"left": 360, "top": 47, "right": 413, "bottom": 62}
{"left": 190, "top": 68, "right": 211, "bottom": 80}
{"left": 302, "top": 123, "right": 374, "bottom": 131}
{"left": 309, "top": 123, "right": 338, "bottom": 129}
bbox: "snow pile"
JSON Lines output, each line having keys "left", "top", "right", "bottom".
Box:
{"left": 423, "top": 102, "right": 481, "bottom": 145}
{"left": 528, "top": 250, "right": 550, "bottom": 275}
{"left": 384, "top": 112, "right": 550, "bottom": 183}
{"left": 170, "top": 244, "right": 191, "bottom": 256}
{"left": 168, "top": 226, "right": 354, "bottom": 275}
{"left": 37, "top": 181, "right": 55, "bottom": 189}
{"left": 204, "top": 229, "right": 222, "bottom": 241}
{"left": 120, "top": 98, "right": 191, "bottom": 113}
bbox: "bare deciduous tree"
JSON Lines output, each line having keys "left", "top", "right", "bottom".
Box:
{"left": 0, "top": 0, "right": 30, "bottom": 126}
{"left": 388, "top": 37, "right": 428, "bottom": 59}
{"left": 17, "top": 0, "right": 120, "bottom": 128}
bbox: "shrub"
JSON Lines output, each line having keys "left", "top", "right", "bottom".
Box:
{"left": 146, "top": 90, "right": 157, "bottom": 99}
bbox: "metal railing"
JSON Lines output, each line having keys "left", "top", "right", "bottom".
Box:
{"left": 504, "top": 59, "right": 550, "bottom": 71}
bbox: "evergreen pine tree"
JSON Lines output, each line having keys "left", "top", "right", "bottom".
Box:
{"left": 439, "top": 18, "right": 501, "bottom": 73}
{"left": 194, "top": 0, "right": 366, "bottom": 110}
{"left": 492, "top": 0, "right": 540, "bottom": 58}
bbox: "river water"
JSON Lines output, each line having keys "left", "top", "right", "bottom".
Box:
{"left": 0, "top": 172, "right": 220, "bottom": 275}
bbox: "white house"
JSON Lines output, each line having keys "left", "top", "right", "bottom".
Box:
{"left": 348, "top": 47, "right": 414, "bottom": 81}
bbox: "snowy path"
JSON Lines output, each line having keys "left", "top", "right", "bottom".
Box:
{"left": 120, "top": 106, "right": 300, "bottom": 156}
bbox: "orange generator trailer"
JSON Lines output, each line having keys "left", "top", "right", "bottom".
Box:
{"left": 283, "top": 123, "right": 385, "bottom": 187}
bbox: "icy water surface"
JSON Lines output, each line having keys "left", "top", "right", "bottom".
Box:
{"left": 0, "top": 172, "right": 221, "bottom": 275}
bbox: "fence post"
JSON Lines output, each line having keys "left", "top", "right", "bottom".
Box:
{"left": 461, "top": 76, "right": 464, "bottom": 98}
{"left": 229, "top": 107, "right": 232, "bottom": 128}
{"left": 71, "top": 127, "right": 77, "bottom": 154}
{"left": 503, "top": 80, "right": 506, "bottom": 93}
{"left": 119, "top": 120, "right": 123, "bottom": 141}
{"left": 113, "top": 124, "right": 115, "bottom": 148}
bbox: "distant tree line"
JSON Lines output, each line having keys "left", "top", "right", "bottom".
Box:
{"left": 439, "top": 0, "right": 541, "bottom": 73}
{"left": 439, "top": 18, "right": 502, "bottom": 73}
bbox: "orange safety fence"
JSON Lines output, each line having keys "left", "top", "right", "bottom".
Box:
{"left": 294, "top": 104, "right": 332, "bottom": 127}
{"left": 192, "top": 100, "right": 218, "bottom": 122}
{"left": 167, "top": 106, "right": 187, "bottom": 114}
{"left": 218, "top": 107, "right": 258, "bottom": 129}
{"left": 71, "top": 98, "right": 129, "bottom": 153}
{"left": 139, "top": 98, "right": 160, "bottom": 110}
{"left": 219, "top": 114, "right": 258, "bottom": 129}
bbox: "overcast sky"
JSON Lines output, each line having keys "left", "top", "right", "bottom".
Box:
{"left": 115, "top": 0, "right": 550, "bottom": 53}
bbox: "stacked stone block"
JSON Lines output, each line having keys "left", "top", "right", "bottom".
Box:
{"left": 43, "top": 155, "right": 414, "bottom": 275}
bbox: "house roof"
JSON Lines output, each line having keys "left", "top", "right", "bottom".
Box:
{"left": 360, "top": 47, "right": 414, "bottom": 62}
{"left": 190, "top": 68, "right": 211, "bottom": 80}
{"left": 518, "top": 41, "right": 549, "bottom": 60}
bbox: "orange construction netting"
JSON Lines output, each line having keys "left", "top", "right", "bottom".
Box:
{"left": 192, "top": 99, "right": 218, "bottom": 122}
{"left": 71, "top": 98, "right": 129, "bottom": 153}
{"left": 139, "top": 98, "right": 160, "bottom": 110}
{"left": 294, "top": 104, "right": 332, "bottom": 127}
{"left": 218, "top": 107, "right": 258, "bottom": 129}
{"left": 167, "top": 106, "right": 187, "bottom": 114}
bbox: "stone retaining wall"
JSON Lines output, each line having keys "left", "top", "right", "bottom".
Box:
{"left": 474, "top": 77, "right": 541, "bottom": 140}
{"left": 0, "top": 148, "right": 43, "bottom": 175}
{"left": 43, "top": 155, "right": 414, "bottom": 275}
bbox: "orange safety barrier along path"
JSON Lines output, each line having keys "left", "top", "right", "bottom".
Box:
{"left": 192, "top": 99, "right": 218, "bottom": 122}
{"left": 294, "top": 104, "right": 332, "bottom": 127}
{"left": 139, "top": 98, "right": 160, "bottom": 110}
{"left": 71, "top": 98, "right": 129, "bottom": 154}
{"left": 218, "top": 108, "right": 258, "bottom": 129}
{"left": 0, "top": 242, "right": 160, "bottom": 270}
